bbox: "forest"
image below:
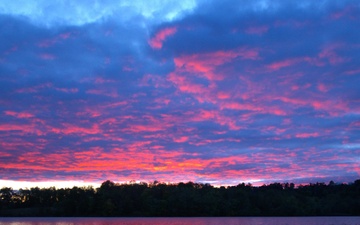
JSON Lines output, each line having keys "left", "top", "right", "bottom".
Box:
{"left": 0, "top": 179, "right": 359, "bottom": 217}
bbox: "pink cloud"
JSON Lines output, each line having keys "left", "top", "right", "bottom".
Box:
{"left": 261, "top": 126, "right": 286, "bottom": 135}
{"left": 174, "top": 48, "right": 259, "bottom": 81}
{"left": 317, "top": 83, "right": 329, "bottom": 93}
{"left": 40, "top": 53, "right": 56, "bottom": 60}
{"left": 265, "top": 51, "right": 346, "bottom": 71}
{"left": 59, "top": 32, "right": 71, "bottom": 39}
{"left": 295, "top": 132, "right": 320, "bottom": 138}
{"left": 104, "top": 101, "right": 128, "bottom": 108}
{"left": 148, "top": 27, "right": 177, "bottom": 49}
{"left": 173, "top": 136, "right": 189, "bottom": 143}
{"left": 167, "top": 72, "right": 211, "bottom": 103}
{"left": 266, "top": 58, "right": 302, "bottom": 71}
{"left": 54, "top": 87, "right": 78, "bottom": 93}
{"left": 245, "top": 25, "right": 269, "bottom": 35}
{"left": 4, "top": 46, "right": 18, "bottom": 55}
{"left": 38, "top": 40, "right": 57, "bottom": 48}
{"left": 125, "top": 141, "right": 153, "bottom": 151}
{"left": 217, "top": 91, "right": 231, "bottom": 99}
{"left": 350, "top": 121, "right": 360, "bottom": 127}
{"left": 344, "top": 68, "right": 360, "bottom": 75}
{"left": 124, "top": 124, "right": 168, "bottom": 133}
{"left": 94, "top": 77, "right": 116, "bottom": 84}
{"left": 140, "top": 74, "right": 171, "bottom": 88}
{"left": 278, "top": 96, "right": 349, "bottom": 116}
{"left": 76, "top": 108, "right": 102, "bottom": 118}
{"left": 190, "top": 137, "right": 241, "bottom": 146}
{"left": 122, "top": 66, "right": 134, "bottom": 71}
{"left": 331, "top": 5, "right": 359, "bottom": 20}
{"left": 38, "top": 32, "right": 73, "bottom": 48}
{"left": 52, "top": 124, "right": 101, "bottom": 135}
{"left": 0, "top": 124, "right": 43, "bottom": 135}
{"left": 167, "top": 48, "right": 260, "bottom": 104}
{"left": 15, "top": 82, "right": 53, "bottom": 93}
{"left": 221, "top": 102, "right": 286, "bottom": 116}
{"left": 190, "top": 109, "right": 241, "bottom": 130}
{"left": 86, "top": 88, "right": 118, "bottom": 98}
{"left": 318, "top": 43, "right": 347, "bottom": 65}
{"left": 154, "top": 97, "right": 171, "bottom": 105}
{"left": 5, "top": 111, "right": 34, "bottom": 118}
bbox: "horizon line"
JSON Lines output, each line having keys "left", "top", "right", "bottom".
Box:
{"left": 1, "top": 178, "right": 357, "bottom": 190}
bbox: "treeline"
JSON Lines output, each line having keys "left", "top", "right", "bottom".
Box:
{"left": 0, "top": 179, "right": 359, "bottom": 216}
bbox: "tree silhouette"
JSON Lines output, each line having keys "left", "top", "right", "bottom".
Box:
{"left": 0, "top": 179, "right": 359, "bottom": 216}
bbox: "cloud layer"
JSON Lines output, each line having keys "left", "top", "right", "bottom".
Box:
{"left": 0, "top": 0, "right": 359, "bottom": 186}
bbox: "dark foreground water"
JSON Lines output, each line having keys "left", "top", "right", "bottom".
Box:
{"left": 0, "top": 217, "right": 359, "bottom": 225}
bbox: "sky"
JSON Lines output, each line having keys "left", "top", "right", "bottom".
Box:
{"left": 0, "top": 0, "right": 359, "bottom": 189}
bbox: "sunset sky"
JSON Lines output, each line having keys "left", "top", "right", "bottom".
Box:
{"left": 0, "top": 0, "right": 359, "bottom": 189}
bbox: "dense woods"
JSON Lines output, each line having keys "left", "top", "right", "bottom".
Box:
{"left": 1, "top": 180, "right": 359, "bottom": 217}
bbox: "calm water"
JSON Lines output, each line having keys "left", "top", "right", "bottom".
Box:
{"left": 0, "top": 217, "right": 359, "bottom": 225}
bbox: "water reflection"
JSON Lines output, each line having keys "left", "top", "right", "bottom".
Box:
{"left": 0, "top": 217, "right": 359, "bottom": 225}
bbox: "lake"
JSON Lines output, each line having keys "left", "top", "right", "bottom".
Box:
{"left": 0, "top": 217, "right": 359, "bottom": 225}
